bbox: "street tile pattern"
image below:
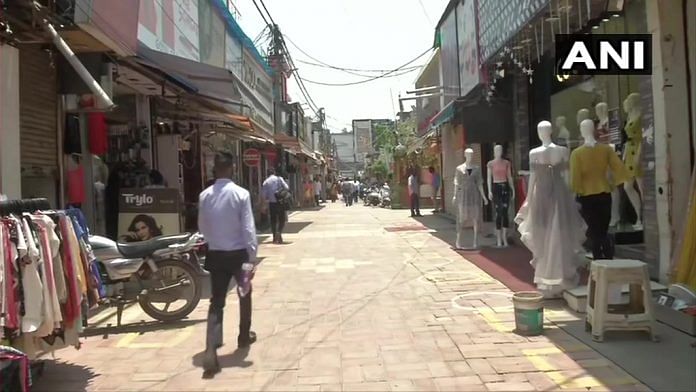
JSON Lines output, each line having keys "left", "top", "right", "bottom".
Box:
{"left": 33, "top": 204, "right": 648, "bottom": 391}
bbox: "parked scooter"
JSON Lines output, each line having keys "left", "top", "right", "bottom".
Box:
{"left": 90, "top": 232, "right": 208, "bottom": 325}
{"left": 364, "top": 186, "right": 381, "bottom": 206}
{"left": 379, "top": 184, "right": 392, "bottom": 208}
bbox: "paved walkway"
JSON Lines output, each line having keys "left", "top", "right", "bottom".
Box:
{"left": 34, "top": 203, "right": 648, "bottom": 391}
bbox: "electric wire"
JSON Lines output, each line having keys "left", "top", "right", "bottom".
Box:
{"left": 250, "top": 0, "right": 270, "bottom": 27}
{"left": 298, "top": 48, "right": 432, "bottom": 87}
{"left": 295, "top": 58, "right": 421, "bottom": 74}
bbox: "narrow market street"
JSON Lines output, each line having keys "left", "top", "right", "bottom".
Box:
{"left": 34, "top": 204, "right": 648, "bottom": 392}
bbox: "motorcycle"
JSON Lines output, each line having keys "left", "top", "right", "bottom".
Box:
{"left": 364, "top": 186, "right": 381, "bottom": 206}
{"left": 90, "top": 232, "right": 208, "bottom": 325}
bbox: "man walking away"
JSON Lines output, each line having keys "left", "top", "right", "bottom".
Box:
{"left": 353, "top": 178, "right": 360, "bottom": 204}
{"left": 198, "top": 153, "right": 258, "bottom": 376}
{"left": 342, "top": 179, "right": 354, "bottom": 206}
{"left": 262, "top": 168, "right": 290, "bottom": 244}
{"left": 313, "top": 177, "right": 322, "bottom": 207}
{"left": 429, "top": 166, "right": 442, "bottom": 213}
{"left": 408, "top": 168, "right": 422, "bottom": 217}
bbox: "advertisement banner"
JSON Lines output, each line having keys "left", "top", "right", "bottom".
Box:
{"left": 224, "top": 32, "right": 243, "bottom": 75}
{"left": 477, "top": 0, "right": 548, "bottom": 62}
{"left": 457, "top": 0, "right": 479, "bottom": 97}
{"left": 199, "top": 0, "right": 226, "bottom": 67}
{"left": 138, "top": 0, "right": 200, "bottom": 61}
{"left": 118, "top": 188, "right": 181, "bottom": 242}
{"left": 440, "top": 10, "right": 459, "bottom": 106}
{"left": 354, "top": 120, "right": 372, "bottom": 154}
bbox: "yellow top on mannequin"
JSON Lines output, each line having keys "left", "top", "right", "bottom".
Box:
{"left": 570, "top": 144, "right": 630, "bottom": 196}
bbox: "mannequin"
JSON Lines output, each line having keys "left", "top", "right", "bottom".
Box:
{"left": 515, "top": 121, "right": 586, "bottom": 297}
{"left": 570, "top": 119, "right": 630, "bottom": 260}
{"left": 453, "top": 148, "right": 488, "bottom": 249}
{"left": 487, "top": 145, "right": 515, "bottom": 247}
{"left": 594, "top": 102, "right": 622, "bottom": 226}
{"left": 555, "top": 116, "right": 571, "bottom": 147}
{"left": 594, "top": 102, "right": 611, "bottom": 144}
{"left": 622, "top": 93, "right": 644, "bottom": 229}
{"left": 576, "top": 108, "right": 591, "bottom": 126}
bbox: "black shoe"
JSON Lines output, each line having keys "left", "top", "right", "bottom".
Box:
{"left": 416, "top": 213, "right": 423, "bottom": 217}
{"left": 277, "top": 234, "right": 284, "bottom": 244}
{"left": 202, "top": 350, "right": 220, "bottom": 375}
{"left": 238, "top": 331, "right": 257, "bottom": 348}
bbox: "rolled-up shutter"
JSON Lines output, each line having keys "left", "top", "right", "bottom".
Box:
{"left": 20, "top": 47, "right": 58, "bottom": 175}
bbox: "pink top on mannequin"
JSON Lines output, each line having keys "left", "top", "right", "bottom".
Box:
{"left": 488, "top": 160, "right": 510, "bottom": 183}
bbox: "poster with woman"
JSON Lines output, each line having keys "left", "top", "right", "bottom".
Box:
{"left": 118, "top": 188, "right": 181, "bottom": 242}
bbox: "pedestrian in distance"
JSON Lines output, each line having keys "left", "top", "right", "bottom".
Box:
{"left": 353, "top": 178, "right": 360, "bottom": 204}
{"left": 429, "top": 166, "right": 442, "bottom": 213}
{"left": 342, "top": 179, "right": 354, "bottom": 206}
{"left": 313, "top": 177, "right": 322, "bottom": 207}
{"left": 261, "top": 168, "right": 290, "bottom": 244}
{"left": 198, "top": 153, "right": 258, "bottom": 377}
{"left": 408, "top": 168, "right": 423, "bottom": 217}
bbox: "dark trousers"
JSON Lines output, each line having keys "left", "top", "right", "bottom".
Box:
{"left": 269, "top": 202, "right": 286, "bottom": 235}
{"left": 577, "top": 192, "right": 613, "bottom": 260}
{"left": 204, "top": 250, "right": 252, "bottom": 351}
{"left": 314, "top": 195, "right": 320, "bottom": 206}
{"left": 353, "top": 191, "right": 359, "bottom": 203}
{"left": 492, "top": 183, "right": 511, "bottom": 229}
{"left": 410, "top": 193, "right": 421, "bottom": 216}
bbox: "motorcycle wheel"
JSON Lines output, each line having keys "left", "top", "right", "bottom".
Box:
{"left": 138, "top": 259, "right": 201, "bottom": 322}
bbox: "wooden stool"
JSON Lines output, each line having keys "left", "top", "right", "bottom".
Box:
{"left": 585, "top": 259, "right": 659, "bottom": 342}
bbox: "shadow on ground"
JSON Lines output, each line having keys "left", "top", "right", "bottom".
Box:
{"left": 82, "top": 318, "right": 205, "bottom": 339}
{"left": 404, "top": 212, "right": 695, "bottom": 390}
{"left": 31, "top": 361, "right": 98, "bottom": 391}
{"left": 282, "top": 221, "right": 312, "bottom": 234}
{"left": 192, "top": 347, "right": 253, "bottom": 379}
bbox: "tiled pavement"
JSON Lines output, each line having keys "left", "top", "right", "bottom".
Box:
{"left": 33, "top": 203, "right": 649, "bottom": 391}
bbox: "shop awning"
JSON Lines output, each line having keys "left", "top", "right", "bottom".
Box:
{"left": 430, "top": 100, "right": 456, "bottom": 129}
{"left": 274, "top": 133, "right": 302, "bottom": 155}
{"left": 136, "top": 44, "right": 244, "bottom": 105}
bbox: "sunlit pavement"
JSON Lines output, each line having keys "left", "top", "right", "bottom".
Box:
{"left": 34, "top": 202, "right": 648, "bottom": 391}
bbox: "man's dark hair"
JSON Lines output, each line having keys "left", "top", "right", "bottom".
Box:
{"left": 267, "top": 167, "right": 276, "bottom": 176}
{"left": 214, "top": 153, "right": 235, "bottom": 177}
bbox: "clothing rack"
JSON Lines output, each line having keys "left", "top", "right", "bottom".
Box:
{"left": 0, "top": 198, "right": 51, "bottom": 217}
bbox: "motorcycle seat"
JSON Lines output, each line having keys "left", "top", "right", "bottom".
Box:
{"left": 117, "top": 233, "right": 192, "bottom": 259}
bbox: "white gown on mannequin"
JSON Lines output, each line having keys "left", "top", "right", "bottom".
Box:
{"left": 515, "top": 159, "right": 586, "bottom": 294}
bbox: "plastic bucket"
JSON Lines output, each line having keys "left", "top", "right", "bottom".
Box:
{"left": 512, "top": 291, "right": 545, "bottom": 336}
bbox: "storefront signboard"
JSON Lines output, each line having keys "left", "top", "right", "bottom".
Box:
{"left": 457, "top": 0, "right": 480, "bottom": 97}
{"left": 243, "top": 148, "right": 261, "bottom": 167}
{"left": 138, "top": 0, "right": 200, "bottom": 61}
{"left": 199, "top": 0, "right": 226, "bottom": 68}
{"left": 477, "top": 0, "right": 548, "bottom": 63}
{"left": 118, "top": 188, "right": 181, "bottom": 242}
{"left": 354, "top": 120, "right": 372, "bottom": 154}
{"left": 439, "top": 9, "right": 459, "bottom": 106}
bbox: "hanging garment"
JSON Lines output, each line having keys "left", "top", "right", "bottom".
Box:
{"left": 1, "top": 221, "right": 19, "bottom": 331}
{"left": 32, "top": 216, "right": 63, "bottom": 333}
{"left": 515, "top": 161, "right": 586, "bottom": 294}
{"left": 492, "top": 182, "right": 511, "bottom": 230}
{"left": 18, "top": 217, "right": 44, "bottom": 334}
{"left": 63, "top": 115, "right": 81, "bottom": 155}
{"left": 58, "top": 216, "right": 82, "bottom": 328}
{"left": 67, "top": 164, "right": 85, "bottom": 205}
{"left": 454, "top": 165, "right": 483, "bottom": 227}
{"left": 88, "top": 112, "right": 108, "bottom": 155}
{"left": 0, "top": 345, "right": 31, "bottom": 392}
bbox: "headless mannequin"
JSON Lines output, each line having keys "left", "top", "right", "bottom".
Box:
{"left": 622, "top": 93, "right": 644, "bottom": 229}
{"left": 487, "top": 145, "right": 515, "bottom": 247}
{"left": 575, "top": 120, "right": 628, "bottom": 302}
{"left": 555, "top": 116, "right": 570, "bottom": 147}
{"left": 453, "top": 148, "right": 488, "bottom": 249}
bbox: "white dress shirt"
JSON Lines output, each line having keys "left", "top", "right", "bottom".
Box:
{"left": 198, "top": 179, "right": 258, "bottom": 262}
{"left": 261, "top": 175, "right": 289, "bottom": 203}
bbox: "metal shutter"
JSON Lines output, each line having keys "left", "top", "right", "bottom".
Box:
{"left": 19, "top": 47, "right": 58, "bottom": 175}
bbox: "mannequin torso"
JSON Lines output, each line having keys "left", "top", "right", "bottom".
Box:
{"left": 529, "top": 143, "right": 568, "bottom": 166}
{"left": 488, "top": 159, "right": 511, "bottom": 183}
